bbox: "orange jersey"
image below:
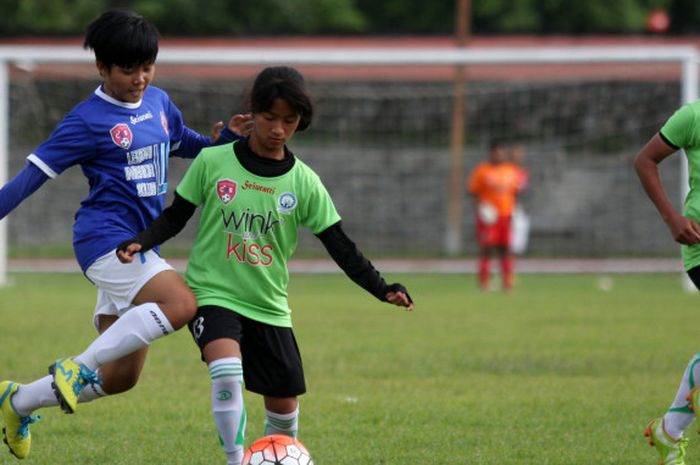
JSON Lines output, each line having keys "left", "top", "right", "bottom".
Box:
{"left": 467, "top": 162, "right": 521, "bottom": 216}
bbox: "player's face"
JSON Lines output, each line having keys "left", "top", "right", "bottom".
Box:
{"left": 489, "top": 146, "right": 507, "bottom": 164}
{"left": 249, "top": 98, "right": 301, "bottom": 159}
{"left": 98, "top": 62, "right": 155, "bottom": 103}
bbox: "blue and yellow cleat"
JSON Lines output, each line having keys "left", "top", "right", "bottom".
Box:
{"left": 0, "top": 381, "right": 40, "bottom": 459}
{"left": 644, "top": 417, "right": 688, "bottom": 465}
{"left": 49, "top": 358, "right": 98, "bottom": 414}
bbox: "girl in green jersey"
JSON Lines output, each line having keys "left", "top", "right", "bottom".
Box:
{"left": 636, "top": 101, "right": 700, "bottom": 465}
{"left": 117, "top": 66, "right": 413, "bottom": 465}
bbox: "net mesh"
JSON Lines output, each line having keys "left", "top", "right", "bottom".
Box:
{"left": 5, "top": 59, "right": 685, "bottom": 258}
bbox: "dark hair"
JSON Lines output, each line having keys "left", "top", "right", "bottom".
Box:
{"left": 83, "top": 10, "right": 159, "bottom": 69}
{"left": 249, "top": 66, "right": 313, "bottom": 132}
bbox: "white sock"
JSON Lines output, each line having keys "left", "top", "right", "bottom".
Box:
{"left": 74, "top": 303, "right": 173, "bottom": 370}
{"left": 264, "top": 406, "right": 299, "bottom": 438}
{"left": 664, "top": 352, "right": 700, "bottom": 440}
{"left": 209, "top": 358, "right": 245, "bottom": 465}
{"left": 11, "top": 371, "right": 107, "bottom": 416}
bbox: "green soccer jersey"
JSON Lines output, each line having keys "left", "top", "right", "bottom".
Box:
{"left": 176, "top": 141, "right": 341, "bottom": 327}
{"left": 661, "top": 100, "right": 700, "bottom": 270}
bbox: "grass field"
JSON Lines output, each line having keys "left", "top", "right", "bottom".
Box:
{"left": 1, "top": 271, "right": 699, "bottom": 464}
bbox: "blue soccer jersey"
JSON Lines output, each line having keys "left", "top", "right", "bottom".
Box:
{"left": 28, "top": 85, "right": 217, "bottom": 271}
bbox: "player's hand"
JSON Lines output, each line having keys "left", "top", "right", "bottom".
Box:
{"left": 385, "top": 283, "right": 414, "bottom": 312}
{"left": 667, "top": 213, "right": 700, "bottom": 245}
{"left": 210, "top": 114, "right": 254, "bottom": 143}
{"left": 227, "top": 113, "right": 254, "bottom": 137}
{"left": 116, "top": 241, "right": 143, "bottom": 264}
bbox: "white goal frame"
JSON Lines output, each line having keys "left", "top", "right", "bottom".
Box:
{"left": 0, "top": 44, "right": 697, "bottom": 286}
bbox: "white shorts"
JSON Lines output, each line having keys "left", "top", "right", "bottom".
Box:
{"left": 85, "top": 249, "right": 174, "bottom": 331}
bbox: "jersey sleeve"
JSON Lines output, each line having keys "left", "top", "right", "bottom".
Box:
{"left": 29, "top": 112, "right": 95, "bottom": 177}
{"left": 0, "top": 163, "right": 50, "bottom": 219}
{"left": 175, "top": 152, "right": 207, "bottom": 206}
{"left": 164, "top": 96, "right": 211, "bottom": 159}
{"left": 660, "top": 104, "right": 698, "bottom": 150}
{"left": 300, "top": 173, "right": 342, "bottom": 235}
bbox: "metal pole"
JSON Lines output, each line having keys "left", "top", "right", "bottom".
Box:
{"left": 445, "top": 0, "right": 471, "bottom": 256}
{"left": 0, "top": 60, "right": 8, "bottom": 286}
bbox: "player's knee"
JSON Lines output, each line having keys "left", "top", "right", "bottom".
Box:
{"left": 162, "top": 290, "right": 197, "bottom": 330}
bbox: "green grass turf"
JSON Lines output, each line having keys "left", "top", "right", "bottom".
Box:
{"left": 0, "top": 272, "right": 699, "bottom": 464}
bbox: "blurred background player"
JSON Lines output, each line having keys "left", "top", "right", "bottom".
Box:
{"left": 0, "top": 10, "right": 251, "bottom": 459}
{"left": 467, "top": 141, "right": 523, "bottom": 291}
{"left": 636, "top": 99, "right": 700, "bottom": 465}
{"left": 509, "top": 143, "right": 531, "bottom": 255}
{"left": 117, "top": 65, "right": 413, "bottom": 465}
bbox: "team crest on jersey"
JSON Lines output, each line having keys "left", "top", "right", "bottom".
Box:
{"left": 277, "top": 192, "right": 297, "bottom": 214}
{"left": 160, "top": 111, "right": 169, "bottom": 135}
{"left": 217, "top": 179, "right": 237, "bottom": 205}
{"left": 110, "top": 123, "right": 133, "bottom": 149}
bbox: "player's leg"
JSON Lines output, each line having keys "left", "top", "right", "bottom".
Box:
{"left": 475, "top": 219, "right": 492, "bottom": 290}
{"left": 498, "top": 246, "right": 514, "bottom": 290}
{"left": 262, "top": 396, "right": 299, "bottom": 438}
{"left": 662, "top": 266, "right": 700, "bottom": 437}
{"left": 0, "top": 291, "right": 133, "bottom": 458}
{"left": 192, "top": 306, "right": 246, "bottom": 465}
{"left": 498, "top": 215, "right": 514, "bottom": 291}
{"left": 240, "top": 316, "right": 306, "bottom": 440}
{"left": 643, "top": 266, "right": 700, "bottom": 464}
{"left": 9, "top": 315, "right": 140, "bottom": 418}
{"left": 478, "top": 246, "right": 492, "bottom": 291}
{"left": 93, "top": 314, "right": 149, "bottom": 395}
{"left": 51, "top": 250, "right": 196, "bottom": 413}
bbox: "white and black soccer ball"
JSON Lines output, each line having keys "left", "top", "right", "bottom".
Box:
{"left": 242, "top": 435, "right": 314, "bottom": 465}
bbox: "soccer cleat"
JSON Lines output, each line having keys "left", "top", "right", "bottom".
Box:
{"left": 644, "top": 417, "right": 688, "bottom": 465}
{"left": 49, "top": 358, "right": 99, "bottom": 414}
{"left": 0, "top": 381, "right": 40, "bottom": 459}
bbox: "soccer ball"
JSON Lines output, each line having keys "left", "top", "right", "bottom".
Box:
{"left": 242, "top": 435, "right": 314, "bottom": 465}
{"left": 478, "top": 202, "right": 498, "bottom": 225}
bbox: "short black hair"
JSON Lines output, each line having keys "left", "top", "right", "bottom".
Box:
{"left": 83, "top": 10, "right": 159, "bottom": 69}
{"left": 249, "top": 66, "right": 313, "bottom": 132}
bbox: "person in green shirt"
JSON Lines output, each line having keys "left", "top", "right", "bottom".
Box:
{"left": 117, "top": 65, "right": 413, "bottom": 465}
{"left": 636, "top": 100, "right": 700, "bottom": 465}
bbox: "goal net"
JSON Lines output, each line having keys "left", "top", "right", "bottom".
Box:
{"left": 0, "top": 45, "right": 697, "bottom": 282}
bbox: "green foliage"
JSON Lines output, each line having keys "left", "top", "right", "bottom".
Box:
{"left": 0, "top": 0, "right": 693, "bottom": 35}
{"left": 134, "top": 0, "right": 365, "bottom": 35}
{"left": 351, "top": 0, "right": 453, "bottom": 34}
{"left": 1, "top": 272, "right": 698, "bottom": 463}
{"left": 0, "top": 0, "right": 101, "bottom": 35}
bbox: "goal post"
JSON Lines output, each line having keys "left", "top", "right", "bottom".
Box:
{"left": 0, "top": 44, "right": 697, "bottom": 286}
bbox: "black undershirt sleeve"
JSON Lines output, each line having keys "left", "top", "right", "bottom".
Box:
{"left": 117, "top": 192, "right": 197, "bottom": 253}
{"left": 316, "top": 221, "right": 412, "bottom": 303}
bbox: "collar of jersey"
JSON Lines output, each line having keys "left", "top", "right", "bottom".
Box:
{"left": 94, "top": 86, "right": 143, "bottom": 109}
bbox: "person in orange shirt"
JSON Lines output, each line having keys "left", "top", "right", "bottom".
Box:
{"left": 467, "top": 142, "right": 523, "bottom": 291}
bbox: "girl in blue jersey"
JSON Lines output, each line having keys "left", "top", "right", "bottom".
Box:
{"left": 0, "top": 10, "right": 251, "bottom": 459}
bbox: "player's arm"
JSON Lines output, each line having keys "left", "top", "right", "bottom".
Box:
{"left": 116, "top": 192, "right": 197, "bottom": 263}
{"left": 316, "top": 221, "right": 413, "bottom": 311}
{"left": 172, "top": 114, "right": 254, "bottom": 159}
{"left": 0, "top": 163, "right": 50, "bottom": 219}
{"left": 634, "top": 132, "right": 700, "bottom": 245}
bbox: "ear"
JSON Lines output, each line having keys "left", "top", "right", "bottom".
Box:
{"left": 95, "top": 60, "right": 108, "bottom": 78}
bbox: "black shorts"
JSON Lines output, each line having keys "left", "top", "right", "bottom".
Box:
{"left": 688, "top": 266, "right": 700, "bottom": 291}
{"left": 188, "top": 305, "right": 306, "bottom": 397}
